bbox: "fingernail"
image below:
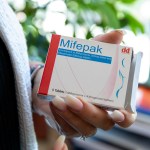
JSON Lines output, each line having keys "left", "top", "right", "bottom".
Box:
{"left": 53, "top": 135, "right": 66, "bottom": 150}
{"left": 52, "top": 96, "right": 66, "bottom": 111}
{"left": 64, "top": 94, "right": 83, "bottom": 111}
{"left": 110, "top": 110, "right": 125, "bottom": 122}
{"left": 113, "top": 29, "right": 126, "bottom": 35}
{"left": 57, "top": 135, "right": 66, "bottom": 144}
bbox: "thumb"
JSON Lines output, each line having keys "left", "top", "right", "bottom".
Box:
{"left": 53, "top": 135, "right": 68, "bottom": 150}
{"left": 93, "top": 30, "right": 126, "bottom": 44}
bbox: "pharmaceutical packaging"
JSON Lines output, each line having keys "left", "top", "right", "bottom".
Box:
{"left": 38, "top": 34, "right": 142, "bottom": 112}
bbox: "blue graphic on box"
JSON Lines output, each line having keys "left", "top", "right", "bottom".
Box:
{"left": 116, "top": 70, "right": 125, "bottom": 98}
{"left": 122, "top": 58, "right": 125, "bottom": 68}
{"left": 58, "top": 48, "right": 112, "bottom": 64}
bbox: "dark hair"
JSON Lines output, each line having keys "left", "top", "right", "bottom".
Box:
{"left": 0, "top": 38, "right": 20, "bottom": 150}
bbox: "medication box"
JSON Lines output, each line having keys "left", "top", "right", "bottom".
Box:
{"left": 38, "top": 34, "right": 142, "bottom": 112}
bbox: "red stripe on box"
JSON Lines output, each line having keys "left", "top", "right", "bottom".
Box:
{"left": 38, "top": 34, "right": 61, "bottom": 95}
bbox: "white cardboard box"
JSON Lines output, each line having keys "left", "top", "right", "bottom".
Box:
{"left": 38, "top": 34, "right": 142, "bottom": 112}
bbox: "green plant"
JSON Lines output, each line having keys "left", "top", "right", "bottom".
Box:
{"left": 9, "top": 0, "right": 144, "bottom": 61}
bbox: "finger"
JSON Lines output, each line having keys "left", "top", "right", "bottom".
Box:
{"left": 116, "top": 110, "right": 137, "bottom": 128}
{"left": 53, "top": 135, "right": 67, "bottom": 150}
{"left": 62, "top": 143, "right": 68, "bottom": 150}
{"left": 65, "top": 95, "right": 114, "bottom": 130}
{"left": 50, "top": 103, "right": 80, "bottom": 137}
{"left": 51, "top": 97, "right": 97, "bottom": 137}
{"left": 51, "top": 103, "right": 97, "bottom": 137}
{"left": 93, "top": 30, "right": 125, "bottom": 44}
{"left": 64, "top": 95, "right": 83, "bottom": 111}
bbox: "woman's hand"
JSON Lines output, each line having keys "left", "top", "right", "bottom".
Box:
{"left": 32, "top": 30, "right": 137, "bottom": 138}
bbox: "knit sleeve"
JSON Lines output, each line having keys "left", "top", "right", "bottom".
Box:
{"left": 0, "top": 0, "right": 38, "bottom": 149}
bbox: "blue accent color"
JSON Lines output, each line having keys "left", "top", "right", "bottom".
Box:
{"left": 58, "top": 48, "right": 112, "bottom": 64}
{"left": 116, "top": 70, "right": 125, "bottom": 98}
{"left": 122, "top": 58, "right": 125, "bottom": 68}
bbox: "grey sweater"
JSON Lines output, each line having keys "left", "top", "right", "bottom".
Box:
{"left": 0, "top": 0, "right": 38, "bottom": 149}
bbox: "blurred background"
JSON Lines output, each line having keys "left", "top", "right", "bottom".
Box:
{"left": 9, "top": 0, "right": 150, "bottom": 149}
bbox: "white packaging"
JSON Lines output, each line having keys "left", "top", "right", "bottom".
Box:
{"left": 38, "top": 34, "right": 142, "bottom": 112}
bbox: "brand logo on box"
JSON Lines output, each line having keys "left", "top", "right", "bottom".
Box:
{"left": 122, "top": 47, "right": 130, "bottom": 54}
{"left": 59, "top": 39, "right": 102, "bottom": 54}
